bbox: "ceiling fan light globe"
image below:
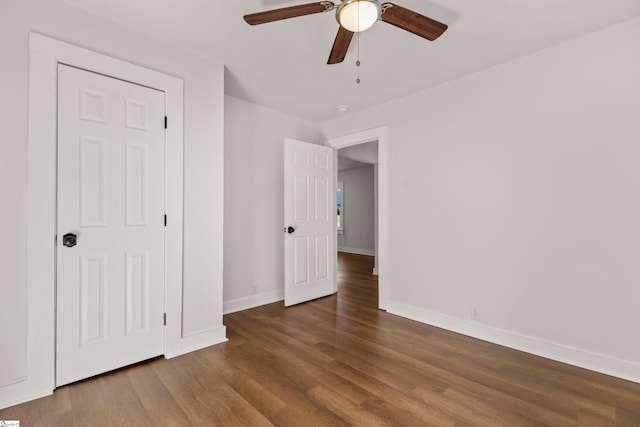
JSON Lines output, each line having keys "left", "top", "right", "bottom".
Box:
{"left": 337, "top": 0, "right": 380, "bottom": 32}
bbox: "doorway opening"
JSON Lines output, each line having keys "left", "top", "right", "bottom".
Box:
{"left": 337, "top": 143, "right": 378, "bottom": 274}
{"left": 327, "top": 126, "right": 389, "bottom": 310}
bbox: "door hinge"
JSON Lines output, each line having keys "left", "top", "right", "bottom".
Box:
{"left": 164, "top": 214, "right": 167, "bottom": 227}
{"left": 164, "top": 116, "right": 168, "bottom": 129}
{"left": 163, "top": 312, "right": 167, "bottom": 326}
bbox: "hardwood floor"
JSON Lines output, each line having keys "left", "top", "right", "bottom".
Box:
{"left": 2, "top": 252, "right": 639, "bottom": 426}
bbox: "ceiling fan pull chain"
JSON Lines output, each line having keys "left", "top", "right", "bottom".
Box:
{"left": 356, "top": 39, "right": 361, "bottom": 83}
{"left": 356, "top": 7, "right": 361, "bottom": 84}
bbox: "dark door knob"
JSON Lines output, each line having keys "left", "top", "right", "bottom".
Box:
{"left": 286, "top": 226, "right": 295, "bottom": 234}
{"left": 63, "top": 233, "right": 77, "bottom": 247}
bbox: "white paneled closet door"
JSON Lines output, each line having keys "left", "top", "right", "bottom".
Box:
{"left": 56, "top": 64, "right": 166, "bottom": 386}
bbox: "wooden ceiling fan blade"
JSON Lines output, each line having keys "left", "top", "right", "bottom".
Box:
{"left": 244, "top": 2, "right": 335, "bottom": 25}
{"left": 327, "top": 26, "right": 354, "bottom": 64}
{"left": 380, "top": 3, "right": 448, "bottom": 41}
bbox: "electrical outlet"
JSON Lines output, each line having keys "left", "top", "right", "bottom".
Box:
{"left": 471, "top": 305, "right": 480, "bottom": 320}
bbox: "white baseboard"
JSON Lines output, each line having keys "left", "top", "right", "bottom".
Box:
{"left": 386, "top": 300, "right": 640, "bottom": 384}
{"left": 0, "top": 389, "right": 52, "bottom": 411}
{"left": 165, "top": 325, "right": 227, "bottom": 359}
{"left": 338, "top": 247, "right": 375, "bottom": 256}
{"left": 224, "top": 289, "right": 284, "bottom": 315}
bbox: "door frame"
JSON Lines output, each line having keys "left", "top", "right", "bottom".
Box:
{"left": 27, "top": 33, "right": 184, "bottom": 391}
{"left": 326, "top": 126, "right": 390, "bottom": 310}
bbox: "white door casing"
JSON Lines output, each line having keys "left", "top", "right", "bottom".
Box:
{"left": 326, "top": 126, "right": 389, "bottom": 310}
{"left": 284, "top": 139, "right": 336, "bottom": 306}
{"left": 56, "top": 64, "right": 165, "bottom": 386}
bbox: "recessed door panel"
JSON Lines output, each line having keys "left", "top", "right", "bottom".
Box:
{"left": 80, "top": 255, "right": 107, "bottom": 346}
{"left": 315, "top": 235, "right": 328, "bottom": 281}
{"left": 315, "top": 153, "right": 329, "bottom": 170}
{"left": 315, "top": 177, "right": 328, "bottom": 222}
{"left": 293, "top": 236, "right": 310, "bottom": 286}
{"left": 80, "top": 137, "right": 106, "bottom": 227}
{"left": 79, "top": 89, "right": 106, "bottom": 123}
{"left": 294, "top": 150, "right": 308, "bottom": 166}
{"left": 125, "top": 143, "right": 149, "bottom": 226}
{"left": 126, "top": 252, "right": 149, "bottom": 335}
{"left": 294, "top": 174, "right": 309, "bottom": 222}
{"left": 125, "top": 98, "right": 149, "bottom": 130}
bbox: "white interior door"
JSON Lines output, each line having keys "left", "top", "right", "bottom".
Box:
{"left": 56, "top": 64, "right": 166, "bottom": 386}
{"left": 284, "top": 139, "right": 336, "bottom": 306}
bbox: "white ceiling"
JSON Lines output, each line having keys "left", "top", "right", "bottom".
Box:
{"left": 64, "top": 0, "right": 640, "bottom": 123}
{"left": 338, "top": 141, "right": 377, "bottom": 170}
{"left": 338, "top": 156, "right": 371, "bottom": 171}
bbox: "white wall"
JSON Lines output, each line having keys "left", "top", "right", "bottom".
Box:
{"left": 320, "top": 18, "right": 640, "bottom": 382}
{"left": 338, "top": 166, "right": 376, "bottom": 255}
{"left": 223, "top": 95, "right": 322, "bottom": 313}
{"left": 0, "top": 0, "right": 225, "bottom": 408}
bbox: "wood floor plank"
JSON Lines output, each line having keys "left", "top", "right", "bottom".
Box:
{"left": 418, "top": 385, "right": 541, "bottom": 427}
{"left": 1, "top": 386, "right": 72, "bottom": 426}
{"left": 307, "top": 385, "right": 388, "bottom": 426}
{"left": 126, "top": 360, "right": 192, "bottom": 426}
{"left": 150, "top": 354, "right": 223, "bottom": 425}
{"left": 323, "top": 359, "right": 460, "bottom": 426}
{"left": 194, "top": 349, "right": 286, "bottom": 418}
{"left": 313, "top": 368, "right": 373, "bottom": 407}
{"left": 67, "top": 371, "right": 153, "bottom": 427}
{"left": 1, "top": 252, "right": 639, "bottom": 426}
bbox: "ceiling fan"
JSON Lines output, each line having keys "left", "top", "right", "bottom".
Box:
{"left": 244, "top": 0, "right": 448, "bottom": 64}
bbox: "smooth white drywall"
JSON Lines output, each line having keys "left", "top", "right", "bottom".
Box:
{"left": 320, "top": 18, "right": 640, "bottom": 381}
{"left": 0, "top": 0, "right": 225, "bottom": 408}
{"left": 0, "top": 0, "right": 28, "bottom": 392}
{"left": 223, "top": 95, "right": 322, "bottom": 313}
{"left": 338, "top": 166, "right": 375, "bottom": 255}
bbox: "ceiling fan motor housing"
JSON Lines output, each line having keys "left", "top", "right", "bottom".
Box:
{"left": 336, "top": 0, "right": 381, "bottom": 32}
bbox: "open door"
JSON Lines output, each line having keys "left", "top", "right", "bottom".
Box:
{"left": 284, "top": 139, "right": 336, "bottom": 306}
